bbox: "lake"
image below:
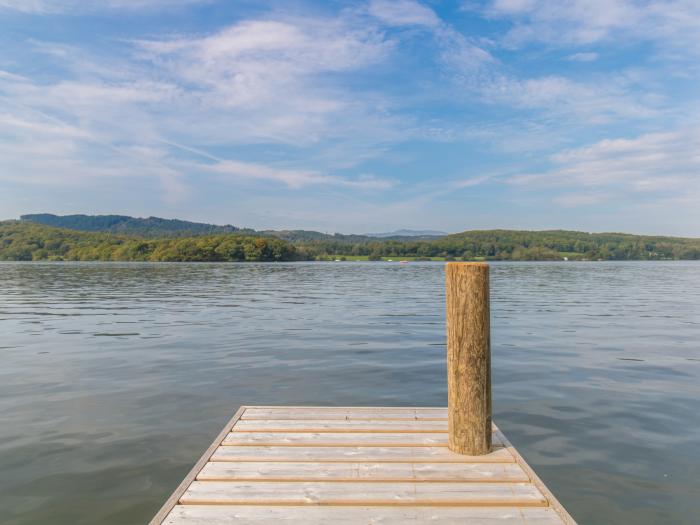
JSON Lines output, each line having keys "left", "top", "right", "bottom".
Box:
{"left": 0, "top": 261, "right": 699, "bottom": 524}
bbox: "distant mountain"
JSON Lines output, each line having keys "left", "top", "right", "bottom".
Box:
{"left": 366, "top": 229, "right": 448, "bottom": 239}
{"left": 266, "top": 230, "right": 381, "bottom": 243}
{"left": 19, "top": 214, "right": 447, "bottom": 243}
{"left": 20, "top": 214, "right": 250, "bottom": 238}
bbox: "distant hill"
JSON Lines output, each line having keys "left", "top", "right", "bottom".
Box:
{"left": 20, "top": 214, "right": 444, "bottom": 243}
{"left": 267, "top": 230, "right": 386, "bottom": 243}
{"left": 366, "top": 229, "right": 447, "bottom": 239}
{"left": 3, "top": 219, "right": 700, "bottom": 261}
{"left": 11, "top": 215, "right": 700, "bottom": 262}
{"left": 1, "top": 221, "right": 299, "bottom": 262}
{"left": 20, "top": 214, "right": 250, "bottom": 238}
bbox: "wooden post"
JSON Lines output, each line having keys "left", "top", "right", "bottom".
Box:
{"left": 446, "top": 262, "right": 492, "bottom": 456}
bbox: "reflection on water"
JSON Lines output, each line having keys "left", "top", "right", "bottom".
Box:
{"left": 0, "top": 261, "right": 699, "bottom": 524}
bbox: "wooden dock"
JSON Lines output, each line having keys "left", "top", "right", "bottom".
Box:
{"left": 151, "top": 406, "right": 576, "bottom": 524}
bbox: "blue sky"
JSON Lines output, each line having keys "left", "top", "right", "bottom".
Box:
{"left": 1, "top": 0, "right": 699, "bottom": 235}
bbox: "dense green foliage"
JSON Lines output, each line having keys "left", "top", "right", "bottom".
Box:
{"left": 1, "top": 222, "right": 298, "bottom": 262}
{"left": 20, "top": 214, "right": 443, "bottom": 242}
{"left": 21, "top": 213, "right": 248, "bottom": 238}
{"left": 297, "top": 229, "right": 700, "bottom": 260}
{"left": 3, "top": 221, "right": 700, "bottom": 262}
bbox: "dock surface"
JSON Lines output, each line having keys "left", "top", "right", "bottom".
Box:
{"left": 151, "top": 406, "right": 575, "bottom": 524}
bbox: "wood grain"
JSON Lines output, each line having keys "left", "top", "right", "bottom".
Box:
{"left": 446, "top": 262, "right": 492, "bottom": 455}
{"left": 180, "top": 480, "right": 547, "bottom": 506}
{"left": 242, "top": 407, "right": 448, "bottom": 420}
{"left": 152, "top": 406, "right": 575, "bottom": 524}
{"left": 164, "top": 505, "right": 566, "bottom": 524}
{"left": 232, "top": 419, "right": 447, "bottom": 433}
{"left": 197, "top": 461, "right": 528, "bottom": 482}
{"left": 211, "top": 444, "right": 512, "bottom": 463}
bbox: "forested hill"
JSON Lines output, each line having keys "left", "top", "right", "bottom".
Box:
{"left": 296, "top": 229, "right": 700, "bottom": 260}
{"left": 20, "top": 213, "right": 248, "bottom": 238}
{"left": 19, "top": 214, "right": 443, "bottom": 242}
{"left": 1, "top": 222, "right": 298, "bottom": 262}
{"left": 2, "top": 221, "right": 700, "bottom": 261}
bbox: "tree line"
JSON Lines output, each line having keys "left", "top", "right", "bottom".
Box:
{"left": 2, "top": 222, "right": 700, "bottom": 262}
{"left": 0, "top": 222, "right": 297, "bottom": 262}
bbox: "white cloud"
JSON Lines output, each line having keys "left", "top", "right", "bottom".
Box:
{"left": 436, "top": 25, "right": 495, "bottom": 73}
{"left": 206, "top": 159, "right": 396, "bottom": 190}
{"left": 0, "top": 0, "right": 208, "bottom": 14}
{"left": 454, "top": 174, "right": 494, "bottom": 188}
{"left": 0, "top": 11, "right": 401, "bottom": 202}
{"left": 162, "top": 141, "right": 396, "bottom": 190}
{"left": 567, "top": 52, "right": 598, "bottom": 62}
{"left": 479, "top": 0, "right": 700, "bottom": 56}
{"left": 484, "top": 74, "right": 658, "bottom": 123}
{"left": 368, "top": 0, "right": 440, "bottom": 27}
{"left": 432, "top": 8, "right": 660, "bottom": 125}
{"left": 0, "top": 107, "right": 187, "bottom": 201}
{"left": 509, "top": 126, "right": 700, "bottom": 204}
{"left": 130, "top": 17, "right": 395, "bottom": 145}
{"left": 553, "top": 192, "right": 609, "bottom": 207}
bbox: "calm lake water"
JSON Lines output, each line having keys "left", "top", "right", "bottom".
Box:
{"left": 0, "top": 261, "right": 699, "bottom": 524}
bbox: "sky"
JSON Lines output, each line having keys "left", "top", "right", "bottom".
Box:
{"left": 1, "top": 0, "right": 699, "bottom": 235}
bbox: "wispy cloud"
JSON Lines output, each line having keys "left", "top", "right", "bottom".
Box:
{"left": 484, "top": 74, "right": 659, "bottom": 123}
{"left": 166, "top": 140, "right": 396, "bottom": 189}
{"left": 1, "top": 0, "right": 699, "bottom": 233}
{"left": 478, "top": 0, "right": 700, "bottom": 57}
{"left": 510, "top": 125, "right": 700, "bottom": 203}
{"left": 567, "top": 51, "right": 598, "bottom": 62}
{"left": 0, "top": 0, "right": 209, "bottom": 14}
{"left": 208, "top": 160, "right": 396, "bottom": 190}
{"left": 132, "top": 17, "right": 394, "bottom": 145}
{"left": 553, "top": 192, "right": 610, "bottom": 207}
{"left": 368, "top": 0, "right": 440, "bottom": 27}
{"left": 0, "top": 11, "right": 402, "bottom": 202}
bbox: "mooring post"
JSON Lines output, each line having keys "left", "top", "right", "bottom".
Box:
{"left": 446, "top": 262, "right": 492, "bottom": 455}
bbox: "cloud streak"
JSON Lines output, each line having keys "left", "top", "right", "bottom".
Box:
{"left": 510, "top": 126, "right": 700, "bottom": 203}
{"left": 0, "top": 10, "right": 406, "bottom": 201}
{"left": 479, "top": 0, "right": 700, "bottom": 57}
{"left": 0, "top": 0, "right": 209, "bottom": 14}
{"left": 1, "top": 1, "right": 699, "bottom": 233}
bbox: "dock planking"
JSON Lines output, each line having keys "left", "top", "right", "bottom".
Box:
{"left": 151, "top": 406, "right": 576, "bottom": 524}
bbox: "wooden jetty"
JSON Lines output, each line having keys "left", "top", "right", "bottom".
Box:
{"left": 151, "top": 405, "right": 575, "bottom": 524}
{"left": 151, "top": 263, "right": 576, "bottom": 524}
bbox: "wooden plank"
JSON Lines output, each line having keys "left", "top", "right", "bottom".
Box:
{"left": 241, "top": 406, "right": 447, "bottom": 412}
{"left": 495, "top": 428, "right": 577, "bottom": 524}
{"left": 164, "top": 505, "right": 565, "bottom": 524}
{"left": 152, "top": 407, "right": 574, "bottom": 524}
{"left": 211, "top": 445, "right": 514, "bottom": 463}
{"left": 148, "top": 407, "right": 246, "bottom": 525}
{"left": 223, "top": 431, "right": 504, "bottom": 447}
{"left": 242, "top": 408, "right": 448, "bottom": 420}
{"left": 197, "top": 461, "right": 529, "bottom": 482}
{"left": 180, "top": 480, "right": 547, "bottom": 506}
{"left": 232, "top": 419, "right": 448, "bottom": 433}
{"left": 223, "top": 431, "right": 450, "bottom": 446}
